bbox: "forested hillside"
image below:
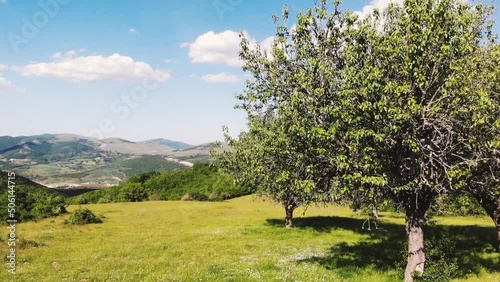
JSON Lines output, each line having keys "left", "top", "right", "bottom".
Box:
{"left": 68, "top": 163, "right": 251, "bottom": 204}
{"left": 0, "top": 170, "right": 66, "bottom": 222}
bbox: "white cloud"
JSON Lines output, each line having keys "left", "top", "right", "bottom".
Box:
{"left": 129, "top": 28, "right": 138, "bottom": 34}
{"left": 201, "top": 73, "right": 241, "bottom": 83}
{"left": 0, "top": 66, "right": 16, "bottom": 93}
{"left": 0, "top": 75, "right": 13, "bottom": 92}
{"left": 13, "top": 50, "right": 171, "bottom": 83}
{"left": 163, "top": 59, "right": 178, "bottom": 63}
{"left": 354, "top": 0, "right": 404, "bottom": 20}
{"left": 354, "top": 0, "right": 468, "bottom": 21}
{"left": 183, "top": 30, "right": 273, "bottom": 67}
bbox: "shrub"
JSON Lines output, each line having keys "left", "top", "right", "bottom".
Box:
{"left": 181, "top": 193, "right": 193, "bottom": 201}
{"left": 190, "top": 192, "right": 208, "bottom": 201}
{"left": 429, "top": 192, "right": 485, "bottom": 216}
{"left": 66, "top": 208, "right": 103, "bottom": 225}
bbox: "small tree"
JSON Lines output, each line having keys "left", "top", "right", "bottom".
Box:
{"left": 219, "top": 117, "right": 326, "bottom": 228}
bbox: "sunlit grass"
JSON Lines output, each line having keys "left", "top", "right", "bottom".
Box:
{"left": 0, "top": 195, "right": 498, "bottom": 281}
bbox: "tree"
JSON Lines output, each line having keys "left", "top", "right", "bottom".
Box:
{"left": 222, "top": 0, "right": 497, "bottom": 280}
{"left": 337, "top": 1, "right": 497, "bottom": 280}
{"left": 459, "top": 45, "right": 500, "bottom": 252}
{"left": 216, "top": 1, "right": 348, "bottom": 227}
{"left": 219, "top": 117, "right": 328, "bottom": 228}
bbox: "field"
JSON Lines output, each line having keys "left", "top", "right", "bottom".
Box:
{"left": 1, "top": 196, "right": 498, "bottom": 281}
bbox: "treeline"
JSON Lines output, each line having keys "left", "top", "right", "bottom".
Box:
{"left": 68, "top": 163, "right": 252, "bottom": 204}
{"left": 0, "top": 170, "right": 66, "bottom": 222}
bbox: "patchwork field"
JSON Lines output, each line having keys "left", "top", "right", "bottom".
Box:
{"left": 1, "top": 196, "right": 498, "bottom": 281}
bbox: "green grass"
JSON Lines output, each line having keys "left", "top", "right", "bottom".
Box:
{"left": 1, "top": 195, "right": 498, "bottom": 281}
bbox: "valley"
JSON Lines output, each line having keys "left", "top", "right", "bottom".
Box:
{"left": 0, "top": 134, "right": 218, "bottom": 188}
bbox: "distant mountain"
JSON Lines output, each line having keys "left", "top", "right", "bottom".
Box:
{"left": 0, "top": 134, "right": 210, "bottom": 188}
{"left": 170, "top": 142, "right": 228, "bottom": 163}
{"left": 139, "top": 138, "right": 192, "bottom": 150}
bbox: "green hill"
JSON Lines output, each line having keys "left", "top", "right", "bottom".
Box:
{"left": 0, "top": 134, "right": 207, "bottom": 187}
{"left": 68, "top": 163, "right": 252, "bottom": 204}
{"left": 0, "top": 170, "right": 66, "bottom": 222}
{"left": 139, "top": 138, "right": 193, "bottom": 150}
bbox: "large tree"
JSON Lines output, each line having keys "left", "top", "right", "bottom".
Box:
{"left": 459, "top": 45, "right": 500, "bottom": 252}
{"left": 338, "top": 1, "right": 498, "bottom": 280}
{"left": 222, "top": 0, "right": 498, "bottom": 280}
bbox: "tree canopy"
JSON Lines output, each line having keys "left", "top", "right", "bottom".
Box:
{"left": 219, "top": 0, "right": 499, "bottom": 280}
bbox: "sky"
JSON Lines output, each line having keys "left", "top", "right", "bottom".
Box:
{"left": 0, "top": 0, "right": 499, "bottom": 145}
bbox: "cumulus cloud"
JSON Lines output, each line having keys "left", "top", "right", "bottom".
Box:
{"left": 201, "top": 73, "right": 241, "bottom": 83}
{"left": 0, "top": 75, "right": 13, "bottom": 92}
{"left": 183, "top": 30, "right": 274, "bottom": 67}
{"left": 0, "top": 66, "right": 18, "bottom": 93}
{"left": 354, "top": 0, "right": 404, "bottom": 20}
{"left": 13, "top": 50, "right": 171, "bottom": 83}
{"left": 354, "top": 0, "right": 468, "bottom": 21}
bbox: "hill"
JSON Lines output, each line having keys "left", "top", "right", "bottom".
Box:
{"left": 0, "top": 170, "right": 66, "bottom": 221}
{"left": 68, "top": 162, "right": 251, "bottom": 204}
{"left": 171, "top": 142, "right": 228, "bottom": 163}
{"left": 139, "top": 138, "right": 192, "bottom": 150}
{"left": 0, "top": 134, "right": 214, "bottom": 187}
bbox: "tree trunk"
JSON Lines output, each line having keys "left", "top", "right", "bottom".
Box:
{"left": 496, "top": 210, "right": 500, "bottom": 253}
{"left": 403, "top": 193, "right": 433, "bottom": 282}
{"left": 285, "top": 206, "right": 294, "bottom": 229}
{"left": 372, "top": 205, "right": 379, "bottom": 219}
{"left": 470, "top": 190, "right": 500, "bottom": 252}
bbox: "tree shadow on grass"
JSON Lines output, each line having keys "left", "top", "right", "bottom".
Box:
{"left": 266, "top": 216, "right": 499, "bottom": 280}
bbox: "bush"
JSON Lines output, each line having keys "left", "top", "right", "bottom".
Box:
{"left": 429, "top": 192, "right": 485, "bottom": 217}
{"left": 190, "top": 192, "right": 208, "bottom": 201}
{"left": 66, "top": 208, "right": 103, "bottom": 225}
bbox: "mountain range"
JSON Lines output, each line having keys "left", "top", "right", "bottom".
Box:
{"left": 0, "top": 134, "right": 223, "bottom": 188}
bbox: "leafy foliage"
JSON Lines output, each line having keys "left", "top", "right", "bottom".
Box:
{"left": 218, "top": 0, "right": 499, "bottom": 278}
{"left": 68, "top": 163, "right": 251, "bottom": 204}
{"left": 65, "top": 207, "right": 103, "bottom": 225}
{"left": 0, "top": 170, "right": 66, "bottom": 222}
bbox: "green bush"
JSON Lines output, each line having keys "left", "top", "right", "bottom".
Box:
{"left": 190, "top": 191, "right": 209, "bottom": 201}
{"left": 429, "top": 192, "right": 485, "bottom": 217}
{"left": 66, "top": 208, "right": 103, "bottom": 225}
{"left": 0, "top": 171, "right": 67, "bottom": 222}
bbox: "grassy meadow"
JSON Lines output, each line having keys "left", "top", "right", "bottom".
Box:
{"left": 1, "top": 195, "right": 498, "bottom": 281}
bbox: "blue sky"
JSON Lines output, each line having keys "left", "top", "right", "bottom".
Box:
{"left": 0, "top": 0, "right": 498, "bottom": 145}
